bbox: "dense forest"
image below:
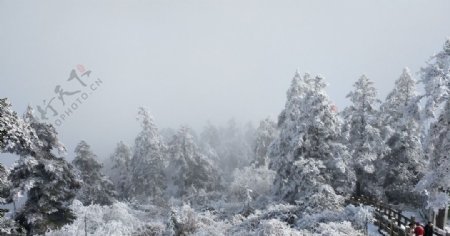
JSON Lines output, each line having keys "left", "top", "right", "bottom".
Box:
{"left": 0, "top": 38, "right": 449, "bottom": 235}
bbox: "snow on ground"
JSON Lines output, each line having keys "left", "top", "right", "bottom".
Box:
{"left": 368, "top": 223, "right": 382, "bottom": 236}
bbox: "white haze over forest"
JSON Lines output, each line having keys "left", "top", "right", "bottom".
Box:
{"left": 1, "top": 0, "right": 450, "bottom": 161}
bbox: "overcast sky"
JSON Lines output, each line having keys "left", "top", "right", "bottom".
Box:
{"left": 1, "top": 0, "right": 450, "bottom": 161}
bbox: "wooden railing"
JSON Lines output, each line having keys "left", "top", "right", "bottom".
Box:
{"left": 348, "top": 195, "right": 448, "bottom": 236}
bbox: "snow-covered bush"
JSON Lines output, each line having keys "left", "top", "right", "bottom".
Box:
{"left": 297, "top": 204, "right": 374, "bottom": 231}
{"left": 169, "top": 204, "right": 198, "bottom": 235}
{"left": 299, "top": 221, "right": 365, "bottom": 236}
{"left": 257, "top": 219, "right": 301, "bottom": 236}
{"left": 168, "top": 204, "right": 233, "bottom": 236}
{"left": 228, "top": 164, "right": 275, "bottom": 203}
{"left": 48, "top": 200, "right": 166, "bottom": 236}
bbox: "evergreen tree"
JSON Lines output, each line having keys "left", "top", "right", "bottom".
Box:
{"left": 167, "top": 127, "right": 219, "bottom": 198}
{"left": 270, "top": 72, "right": 354, "bottom": 206}
{"left": 342, "top": 75, "right": 385, "bottom": 196}
{"left": 10, "top": 155, "right": 79, "bottom": 235}
{"left": 8, "top": 106, "right": 79, "bottom": 235}
{"left": 0, "top": 98, "right": 37, "bottom": 156}
{"left": 72, "top": 141, "right": 116, "bottom": 206}
{"left": 379, "top": 69, "right": 425, "bottom": 203}
{"left": 420, "top": 38, "right": 450, "bottom": 119}
{"left": 130, "top": 107, "right": 166, "bottom": 201}
{"left": 199, "top": 123, "right": 221, "bottom": 163}
{"left": 253, "top": 118, "right": 277, "bottom": 167}
{"left": 416, "top": 99, "right": 450, "bottom": 211}
{"left": 108, "top": 141, "right": 132, "bottom": 201}
{"left": 380, "top": 68, "right": 420, "bottom": 139}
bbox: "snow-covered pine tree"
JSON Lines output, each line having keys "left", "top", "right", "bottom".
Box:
{"left": 108, "top": 141, "right": 132, "bottom": 201}
{"left": 380, "top": 68, "right": 420, "bottom": 139}
{"left": 379, "top": 68, "right": 425, "bottom": 203}
{"left": 8, "top": 106, "right": 79, "bottom": 235}
{"left": 199, "top": 123, "right": 221, "bottom": 165}
{"left": 253, "top": 118, "right": 277, "bottom": 167}
{"left": 0, "top": 98, "right": 37, "bottom": 156}
{"left": 72, "top": 140, "right": 116, "bottom": 206}
{"left": 270, "top": 72, "right": 354, "bottom": 208}
{"left": 166, "top": 126, "right": 219, "bottom": 198}
{"left": 420, "top": 38, "right": 450, "bottom": 120}
{"left": 130, "top": 107, "right": 166, "bottom": 201}
{"left": 270, "top": 71, "right": 308, "bottom": 203}
{"left": 415, "top": 99, "right": 450, "bottom": 213}
{"left": 10, "top": 155, "right": 79, "bottom": 235}
{"left": 342, "top": 75, "right": 385, "bottom": 197}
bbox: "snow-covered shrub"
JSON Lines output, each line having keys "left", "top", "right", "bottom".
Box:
{"left": 133, "top": 222, "right": 166, "bottom": 236}
{"left": 47, "top": 200, "right": 164, "bottom": 236}
{"left": 297, "top": 184, "right": 345, "bottom": 215}
{"left": 299, "top": 221, "right": 365, "bottom": 236}
{"left": 190, "top": 210, "right": 231, "bottom": 236}
{"left": 257, "top": 219, "right": 301, "bottom": 236}
{"left": 224, "top": 203, "right": 371, "bottom": 235}
{"left": 297, "top": 204, "right": 374, "bottom": 232}
{"left": 169, "top": 204, "right": 198, "bottom": 235}
{"left": 228, "top": 164, "right": 275, "bottom": 202}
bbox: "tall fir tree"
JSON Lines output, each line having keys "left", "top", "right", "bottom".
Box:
{"left": 108, "top": 141, "right": 132, "bottom": 201}
{"left": 130, "top": 107, "right": 166, "bottom": 201}
{"left": 199, "top": 123, "right": 221, "bottom": 165}
{"left": 416, "top": 99, "right": 450, "bottom": 217}
{"left": 72, "top": 141, "right": 116, "bottom": 206}
{"left": 420, "top": 38, "right": 450, "bottom": 119}
{"left": 8, "top": 106, "right": 79, "bottom": 235}
{"left": 270, "top": 72, "right": 354, "bottom": 208}
{"left": 0, "top": 98, "right": 37, "bottom": 156}
{"left": 380, "top": 68, "right": 420, "bottom": 139}
{"left": 253, "top": 118, "right": 277, "bottom": 167}
{"left": 342, "top": 75, "right": 385, "bottom": 196}
{"left": 166, "top": 127, "right": 219, "bottom": 198}
{"left": 378, "top": 68, "right": 425, "bottom": 203}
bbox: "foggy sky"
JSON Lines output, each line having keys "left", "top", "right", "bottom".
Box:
{"left": 1, "top": 0, "right": 450, "bottom": 161}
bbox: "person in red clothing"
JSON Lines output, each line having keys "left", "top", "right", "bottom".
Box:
{"left": 414, "top": 222, "right": 425, "bottom": 236}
